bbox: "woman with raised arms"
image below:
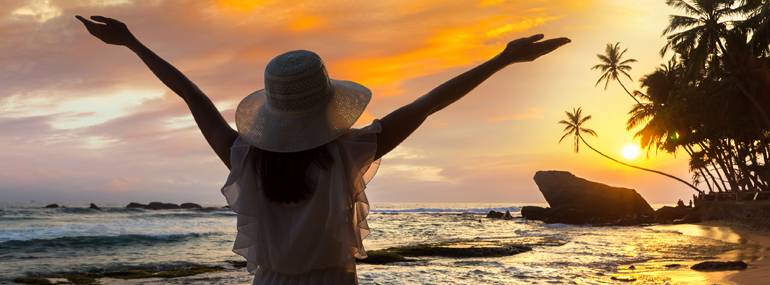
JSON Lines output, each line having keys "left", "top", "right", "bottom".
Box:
{"left": 76, "top": 15, "right": 569, "bottom": 285}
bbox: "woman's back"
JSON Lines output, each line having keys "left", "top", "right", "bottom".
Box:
{"left": 222, "top": 122, "right": 382, "bottom": 284}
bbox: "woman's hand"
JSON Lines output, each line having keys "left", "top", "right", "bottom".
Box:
{"left": 495, "top": 34, "right": 571, "bottom": 65}
{"left": 76, "top": 15, "right": 138, "bottom": 47}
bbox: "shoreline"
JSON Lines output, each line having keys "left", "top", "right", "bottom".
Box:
{"left": 698, "top": 220, "right": 770, "bottom": 285}
{"left": 645, "top": 220, "right": 770, "bottom": 284}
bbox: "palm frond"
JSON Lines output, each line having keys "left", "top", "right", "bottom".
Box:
{"left": 619, "top": 69, "right": 634, "bottom": 81}
{"left": 578, "top": 114, "right": 593, "bottom": 124}
{"left": 666, "top": 0, "right": 702, "bottom": 17}
{"left": 581, "top": 128, "right": 598, "bottom": 138}
{"left": 559, "top": 130, "right": 574, "bottom": 143}
{"left": 591, "top": 63, "right": 610, "bottom": 71}
{"left": 596, "top": 54, "right": 612, "bottom": 64}
{"left": 595, "top": 72, "right": 610, "bottom": 87}
{"left": 663, "top": 15, "right": 700, "bottom": 36}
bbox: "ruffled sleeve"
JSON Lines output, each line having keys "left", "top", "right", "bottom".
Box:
{"left": 220, "top": 136, "right": 262, "bottom": 274}
{"left": 324, "top": 120, "right": 381, "bottom": 259}
{"left": 221, "top": 120, "right": 381, "bottom": 275}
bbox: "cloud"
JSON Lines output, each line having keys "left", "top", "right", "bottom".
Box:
{"left": 1, "top": 0, "right": 611, "bottom": 202}
{"left": 10, "top": 0, "right": 62, "bottom": 23}
{"left": 377, "top": 164, "right": 451, "bottom": 182}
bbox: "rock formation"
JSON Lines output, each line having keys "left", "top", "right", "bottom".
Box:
{"left": 180, "top": 203, "right": 202, "bottom": 209}
{"left": 530, "top": 171, "right": 654, "bottom": 225}
{"left": 691, "top": 261, "right": 747, "bottom": 271}
{"left": 126, "top": 202, "right": 147, "bottom": 208}
{"left": 125, "top": 202, "right": 204, "bottom": 210}
{"left": 145, "top": 202, "right": 181, "bottom": 210}
{"left": 485, "top": 210, "right": 505, "bottom": 219}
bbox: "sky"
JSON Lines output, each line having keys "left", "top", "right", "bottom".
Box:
{"left": 0, "top": 0, "right": 700, "bottom": 204}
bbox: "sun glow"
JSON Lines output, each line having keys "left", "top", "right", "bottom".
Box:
{"left": 622, "top": 145, "right": 640, "bottom": 159}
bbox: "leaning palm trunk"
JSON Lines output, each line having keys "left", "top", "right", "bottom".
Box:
{"left": 578, "top": 135, "right": 703, "bottom": 193}
{"left": 616, "top": 79, "right": 640, "bottom": 104}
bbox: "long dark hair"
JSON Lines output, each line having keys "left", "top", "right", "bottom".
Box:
{"left": 253, "top": 145, "right": 333, "bottom": 204}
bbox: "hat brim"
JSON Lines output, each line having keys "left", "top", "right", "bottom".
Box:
{"left": 235, "top": 79, "right": 372, "bottom": 153}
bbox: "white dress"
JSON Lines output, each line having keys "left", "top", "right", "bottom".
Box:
{"left": 221, "top": 120, "right": 381, "bottom": 285}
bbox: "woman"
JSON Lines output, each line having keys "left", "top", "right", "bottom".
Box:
{"left": 76, "top": 15, "right": 569, "bottom": 284}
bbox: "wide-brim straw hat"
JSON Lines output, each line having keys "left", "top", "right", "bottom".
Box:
{"left": 235, "top": 50, "right": 372, "bottom": 153}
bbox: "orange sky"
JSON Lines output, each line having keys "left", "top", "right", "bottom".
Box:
{"left": 0, "top": 0, "right": 699, "bottom": 204}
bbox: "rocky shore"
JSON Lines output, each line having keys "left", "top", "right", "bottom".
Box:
{"left": 357, "top": 236, "right": 567, "bottom": 265}
{"left": 12, "top": 264, "right": 238, "bottom": 285}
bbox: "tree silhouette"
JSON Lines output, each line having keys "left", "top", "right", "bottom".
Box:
{"left": 559, "top": 107, "right": 703, "bottom": 193}
{"left": 662, "top": 0, "right": 770, "bottom": 128}
{"left": 591, "top": 42, "right": 640, "bottom": 104}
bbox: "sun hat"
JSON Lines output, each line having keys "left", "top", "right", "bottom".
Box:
{"left": 235, "top": 50, "right": 372, "bottom": 153}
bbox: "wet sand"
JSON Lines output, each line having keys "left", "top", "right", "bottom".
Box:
{"left": 644, "top": 221, "right": 770, "bottom": 285}
{"left": 699, "top": 221, "right": 770, "bottom": 285}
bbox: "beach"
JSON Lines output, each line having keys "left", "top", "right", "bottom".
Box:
{"left": 704, "top": 221, "right": 770, "bottom": 285}
{"left": 641, "top": 221, "right": 770, "bottom": 285}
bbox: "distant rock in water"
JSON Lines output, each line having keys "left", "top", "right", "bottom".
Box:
{"left": 126, "top": 202, "right": 147, "bottom": 208}
{"left": 44, "top": 204, "right": 59, "bottom": 208}
{"left": 145, "top": 202, "right": 181, "bottom": 210}
{"left": 89, "top": 203, "right": 101, "bottom": 210}
{"left": 655, "top": 205, "right": 692, "bottom": 222}
{"left": 180, "top": 203, "right": 202, "bottom": 209}
{"left": 691, "top": 261, "right": 747, "bottom": 271}
{"left": 503, "top": 210, "right": 514, "bottom": 220}
{"left": 521, "top": 206, "right": 547, "bottom": 220}
{"left": 531, "top": 171, "right": 654, "bottom": 225}
{"left": 675, "top": 214, "right": 701, "bottom": 225}
{"left": 486, "top": 210, "right": 505, "bottom": 219}
{"left": 125, "top": 202, "right": 203, "bottom": 210}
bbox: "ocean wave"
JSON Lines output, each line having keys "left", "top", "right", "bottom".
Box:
{"left": 142, "top": 212, "right": 236, "bottom": 219}
{"left": 0, "top": 232, "right": 211, "bottom": 251}
{"left": 370, "top": 206, "right": 520, "bottom": 214}
{"left": 0, "top": 216, "right": 50, "bottom": 221}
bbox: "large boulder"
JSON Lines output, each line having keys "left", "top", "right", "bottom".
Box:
{"left": 533, "top": 171, "right": 653, "bottom": 223}
{"left": 89, "top": 203, "right": 101, "bottom": 210}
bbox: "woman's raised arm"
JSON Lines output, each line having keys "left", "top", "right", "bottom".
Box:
{"left": 374, "top": 34, "right": 570, "bottom": 160}
{"left": 76, "top": 16, "right": 239, "bottom": 169}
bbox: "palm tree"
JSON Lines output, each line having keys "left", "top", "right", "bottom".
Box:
{"left": 662, "top": 0, "right": 770, "bottom": 128}
{"left": 660, "top": 0, "right": 735, "bottom": 62}
{"left": 736, "top": 0, "right": 770, "bottom": 56}
{"left": 559, "top": 107, "right": 703, "bottom": 193}
{"left": 626, "top": 58, "right": 680, "bottom": 154}
{"left": 591, "top": 42, "right": 640, "bottom": 104}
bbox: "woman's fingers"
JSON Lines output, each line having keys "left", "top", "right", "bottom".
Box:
{"left": 527, "top": 34, "right": 545, "bottom": 43}
{"left": 90, "top": 16, "right": 115, "bottom": 24}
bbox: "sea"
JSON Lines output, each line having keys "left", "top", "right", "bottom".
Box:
{"left": 0, "top": 202, "right": 741, "bottom": 284}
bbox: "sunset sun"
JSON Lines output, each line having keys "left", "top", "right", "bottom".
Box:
{"left": 622, "top": 145, "right": 640, "bottom": 159}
